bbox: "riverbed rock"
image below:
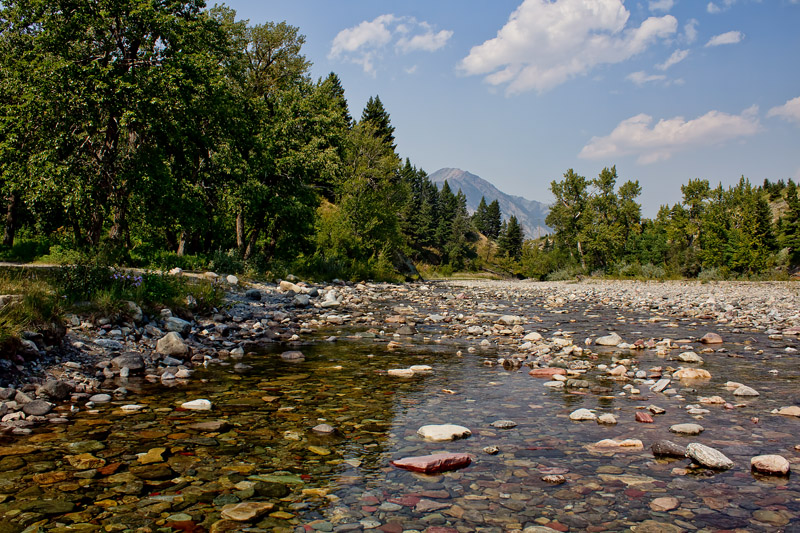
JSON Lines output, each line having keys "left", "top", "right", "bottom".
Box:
{"left": 676, "top": 351, "right": 703, "bottom": 364}
{"left": 650, "top": 378, "right": 671, "bottom": 393}
{"left": 245, "top": 289, "right": 261, "bottom": 300}
{"left": 280, "top": 351, "right": 305, "bottom": 362}
{"left": 498, "top": 315, "right": 525, "bottom": 325}
{"left": 597, "top": 413, "right": 618, "bottom": 424}
{"left": 417, "top": 424, "right": 471, "bottom": 441}
{"left": 569, "top": 408, "right": 596, "bottom": 421}
{"left": 773, "top": 406, "right": 800, "bottom": 417}
{"left": 686, "top": 443, "right": 733, "bottom": 469}
{"left": 669, "top": 423, "right": 704, "bottom": 435}
{"left": 181, "top": 399, "right": 212, "bottom": 411}
{"left": 391, "top": 452, "right": 472, "bottom": 474}
{"left": 700, "top": 332, "right": 723, "bottom": 344}
{"left": 751, "top": 454, "right": 790, "bottom": 475}
{"left": 595, "top": 332, "right": 622, "bottom": 346}
{"left": 157, "top": 332, "right": 188, "bottom": 357}
{"left": 673, "top": 367, "right": 711, "bottom": 380}
{"left": 387, "top": 368, "right": 415, "bottom": 377}
{"left": 490, "top": 420, "right": 517, "bottom": 429}
{"left": 733, "top": 385, "right": 759, "bottom": 397}
{"left": 38, "top": 379, "right": 72, "bottom": 401}
{"left": 164, "top": 316, "right": 192, "bottom": 335}
{"left": 529, "top": 367, "right": 566, "bottom": 378}
{"left": 650, "top": 497, "right": 680, "bottom": 511}
{"left": 221, "top": 501, "right": 275, "bottom": 521}
{"left": 22, "top": 399, "right": 52, "bottom": 416}
{"left": 112, "top": 352, "right": 145, "bottom": 373}
{"left": 651, "top": 440, "right": 687, "bottom": 458}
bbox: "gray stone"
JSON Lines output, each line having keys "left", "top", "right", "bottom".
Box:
{"left": 22, "top": 399, "right": 53, "bottom": 416}
{"left": 95, "top": 339, "right": 124, "bottom": 351}
{"left": 490, "top": 419, "right": 518, "bottom": 429}
{"left": 733, "top": 385, "right": 759, "bottom": 397}
{"left": 125, "top": 301, "right": 143, "bottom": 322}
{"left": 686, "top": 442, "right": 733, "bottom": 469}
{"left": 669, "top": 423, "right": 704, "bottom": 435}
{"left": 112, "top": 353, "right": 145, "bottom": 373}
{"left": 245, "top": 289, "right": 262, "bottom": 301}
{"left": 293, "top": 294, "right": 310, "bottom": 308}
{"left": 650, "top": 378, "right": 671, "bottom": 393}
{"left": 651, "top": 440, "right": 687, "bottom": 458}
{"left": 595, "top": 332, "right": 622, "bottom": 346}
{"left": 280, "top": 351, "right": 305, "bottom": 362}
{"left": 156, "top": 332, "right": 188, "bottom": 357}
{"left": 39, "top": 380, "right": 72, "bottom": 401}
{"left": 164, "top": 316, "right": 191, "bottom": 335}
{"left": 88, "top": 394, "right": 112, "bottom": 403}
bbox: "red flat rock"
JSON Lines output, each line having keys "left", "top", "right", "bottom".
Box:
{"left": 635, "top": 411, "right": 654, "bottom": 423}
{"left": 529, "top": 368, "right": 567, "bottom": 378}
{"left": 390, "top": 452, "right": 472, "bottom": 474}
{"left": 387, "top": 495, "right": 420, "bottom": 507}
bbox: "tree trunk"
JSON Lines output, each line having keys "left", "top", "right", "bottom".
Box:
{"left": 2, "top": 193, "right": 18, "bottom": 247}
{"left": 236, "top": 209, "right": 245, "bottom": 251}
{"left": 177, "top": 231, "right": 187, "bottom": 256}
{"left": 244, "top": 227, "right": 259, "bottom": 260}
{"left": 577, "top": 241, "right": 586, "bottom": 270}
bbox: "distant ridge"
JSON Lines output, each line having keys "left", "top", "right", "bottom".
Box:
{"left": 429, "top": 168, "right": 550, "bottom": 239}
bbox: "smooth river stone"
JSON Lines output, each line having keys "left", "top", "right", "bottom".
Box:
{"left": 669, "top": 423, "right": 704, "bottom": 435}
{"left": 650, "top": 497, "right": 680, "bottom": 511}
{"left": 529, "top": 367, "right": 566, "bottom": 378}
{"left": 651, "top": 440, "right": 687, "bottom": 458}
{"left": 700, "top": 332, "right": 723, "bottom": 344}
{"left": 491, "top": 420, "right": 517, "bottom": 429}
{"left": 391, "top": 452, "right": 472, "bottom": 474}
{"left": 774, "top": 406, "right": 800, "bottom": 417}
{"left": 417, "top": 424, "right": 471, "bottom": 441}
{"left": 751, "top": 454, "right": 790, "bottom": 475}
{"left": 569, "top": 408, "right": 596, "bottom": 421}
{"left": 181, "top": 399, "right": 212, "bottom": 411}
{"left": 686, "top": 443, "right": 734, "bottom": 469}
{"left": 733, "top": 385, "right": 759, "bottom": 396}
{"left": 595, "top": 332, "right": 622, "bottom": 346}
{"left": 673, "top": 368, "right": 711, "bottom": 380}
{"left": 65, "top": 453, "right": 106, "bottom": 470}
{"left": 221, "top": 501, "right": 275, "bottom": 521}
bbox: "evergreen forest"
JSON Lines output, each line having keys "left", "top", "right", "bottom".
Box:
{"left": 1, "top": 1, "right": 798, "bottom": 281}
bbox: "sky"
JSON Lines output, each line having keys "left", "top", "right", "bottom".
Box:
{"left": 221, "top": 0, "right": 800, "bottom": 216}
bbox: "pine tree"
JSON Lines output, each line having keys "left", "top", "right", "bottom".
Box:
{"left": 498, "top": 215, "right": 524, "bottom": 259}
{"left": 473, "top": 196, "right": 489, "bottom": 235}
{"left": 486, "top": 199, "right": 502, "bottom": 239}
{"left": 360, "top": 95, "right": 396, "bottom": 151}
{"left": 321, "top": 72, "right": 352, "bottom": 128}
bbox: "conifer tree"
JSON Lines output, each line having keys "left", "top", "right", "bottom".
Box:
{"left": 360, "top": 95, "right": 396, "bottom": 151}
{"left": 473, "top": 196, "right": 489, "bottom": 235}
{"left": 486, "top": 200, "right": 502, "bottom": 239}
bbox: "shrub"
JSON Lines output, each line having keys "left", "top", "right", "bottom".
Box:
{"left": 546, "top": 266, "right": 583, "bottom": 281}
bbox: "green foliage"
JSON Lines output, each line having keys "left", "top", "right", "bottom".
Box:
{"left": 0, "top": 271, "right": 63, "bottom": 350}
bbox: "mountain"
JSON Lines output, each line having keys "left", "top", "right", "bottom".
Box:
{"left": 429, "top": 168, "right": 550, "bottom": 239}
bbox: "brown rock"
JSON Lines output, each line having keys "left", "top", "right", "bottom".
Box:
{"left": 391, "top": 452, "right": 472, "bottom": 474}
{"left": 700, "top": 332, "right": 723, "bottom": 344}
{"left": 220, "top": 501, "right": 275, "bottom": 521}
{"left": 751, "top": 454, "right": 790, "bottom": 475}
{"left": 65, "top": 453, "right": 106, "bottom": 470}
{"left": 650, "top": 496, "right": 680, "bottom": 511}
{"left": 529, "top": 367, "right": 567, "bottom": 378}
{"left": 635, "top": 411, "right": 654, "bottom": 423}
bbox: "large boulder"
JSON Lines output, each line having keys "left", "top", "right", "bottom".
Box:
{"left": 686, "top": 443, "right": 733, "bottom": 470}
{"left": 38, "top": 380, "right": 73, "bottom": 401}
{"left": 156, "top": 332, "right": 188, "bottom": 357}
{"left": 112, "top": 352, "right": 145, "bottom": 373}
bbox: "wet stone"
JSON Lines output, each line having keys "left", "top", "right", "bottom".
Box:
{"left": 686, "top": 443, "right": 733, "bottom": 470}
{"left": 651, "top": 440, "right": 687, "bottom": 458}
{"left": 490, "top": 420, "right": 517, "bottom": 429}
{"left": 669, "top": 423, "right": 704, "bottom": 435}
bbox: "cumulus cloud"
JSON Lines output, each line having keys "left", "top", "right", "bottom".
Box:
{"left": 627, "top": 71, "right": 666, "bottom": 86}
{"left": 458, "top": 0, "right": 677, "bottom": 94}
{"left": 707, "top": 0, "right": 737, "bottom": 13}
{"left": 329, "top": 15, "right": 452, "bottom": 74}
{"left": 682, "top": 19, "right": 699, "bottom": 44}
{"left": 649, "top": 0, "right": 675, "bottom": 12}
{"left": 767, "top": 95, "right": 800, "bottom": 124}
{"left": 656, "top": 49, "right": 689, "bottom": 70}
{"left": 579, "top": 106, "right": 761, "bottom": 164}
{"left": 706, "top": 30, "right": 744, "bottom": 46}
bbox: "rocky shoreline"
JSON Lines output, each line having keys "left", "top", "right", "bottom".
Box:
{"left": 2, "top": 278, "right": 799, "bottom": 438}
{"left": 1, "top": 277, "right": 800, "bottom": 532}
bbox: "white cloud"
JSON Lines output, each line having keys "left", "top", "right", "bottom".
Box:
{"left": 627, "top": 71, "right": 666, "bottom": 85}
{"left": 767, "top": 95, "right": 800, "bottom": 124}
{"left": 579, "top": 106, "right": 761, "bottom": 164}
{"left": 682, "top": 19, "right": 698, "bottom": 44}
{"left": 706, "top": 30, "right": 744, "bottom": 46}
{"left": 656, "top": 49, "right": 689, "bottom": 70}
{"left": 329, "top": 15, "right": 453, "bottom": 74}
{"left": 707, "top": 0, "right": 737, "bottom": 13}
{"left": 458, "top": 0, "right": 677, "bottom": 94}
{"left": 649, "top": 0, "right": 675, "bottom": 12}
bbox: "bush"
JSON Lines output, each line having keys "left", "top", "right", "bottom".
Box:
{"left": 546, "top": 265, "right": 584, "bottom": 281}
{"left": 698, "top": 266, "right": 732, "bottom": 281}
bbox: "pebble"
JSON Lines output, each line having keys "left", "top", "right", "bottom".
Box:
{"left": 669, "top": 423, "right": 704, "bottom": 435}
{"left": 181, "top": 399, "right": 212, "bottom": 411}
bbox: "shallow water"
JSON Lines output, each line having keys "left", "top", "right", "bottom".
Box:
{"left": 1, "top": 284, "right": 799, "bottom": 532}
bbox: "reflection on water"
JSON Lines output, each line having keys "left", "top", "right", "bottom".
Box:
{"left": 1, "top": 297, "right": 799, "bottom": 532}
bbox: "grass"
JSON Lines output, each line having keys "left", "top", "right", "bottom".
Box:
{"left": 0, "top": 271, "right": 63, "bottom": 354}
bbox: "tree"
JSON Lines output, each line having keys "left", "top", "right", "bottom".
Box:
{"left": 473, "top": 196, "right": 489, "bottom": 236}
{"left": 498, "top": 215, "right": 524, "bottom": 260}
{"left": 486, "top": 200, "right": 502, "bottom": 239}
{"left": 546, "top": 169, "right": 589, "bottom": 269}
{"left": 360, "top": 95, "right": 396, "bottom": 151}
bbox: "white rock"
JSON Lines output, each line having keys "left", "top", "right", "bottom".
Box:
{"left": 417, "top": 424, "right": 472, "bottom": 441}
{"left": 181, "top": 399, "right": 212, "bottom": 411}
{"left": 595, "top": 332, "right": 622, "bottom": 346}
{"left": 569, "top": 408, "right": 597, "bottom": 421}
{"left": 751, "top": 454, "right": 790, "bottom": 475}
{"left": 387, "top": 368, "right": 415, "bottom": 377}
{"left": 686, "top": 442, "right": 733, "bottom": 470}
{"left": 523, "top": 332, "right": 543, "bottom": 342}
{"left": 733, "top": 385, "right": 759, "bottom": 397}
{"left": 226, "top": 274, "right": 238, "bottom": 285}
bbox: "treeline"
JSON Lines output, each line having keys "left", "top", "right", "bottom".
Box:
{"left": 517, "top": 170, "right": 800, "bottom": 280}
{"left": 0, "top": 1, "right": 489, "bottom": 279}
{"left": 1, "top": 2, "right": 797, "bottom": 281}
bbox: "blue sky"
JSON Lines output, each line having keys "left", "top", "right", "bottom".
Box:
{"left": 221, "top": 0, "right": 800, "bottom": 216}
